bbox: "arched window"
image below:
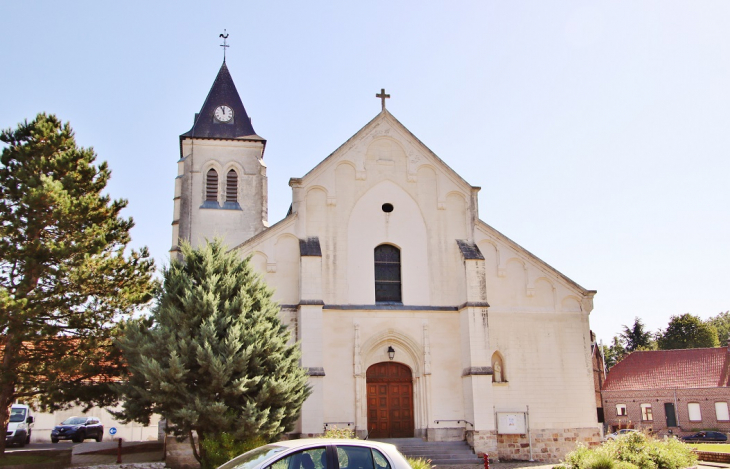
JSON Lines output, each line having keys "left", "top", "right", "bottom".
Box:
{"left": 374, "top": 244, "right": 401, "bottom": 303}
{"left": 226, "top": 169, "right": 238, "bottom": 203}
{"left": 206, "top": 169, "right": 218, "bottom": 202}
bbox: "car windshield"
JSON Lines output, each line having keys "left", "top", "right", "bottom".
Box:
{"left": 218, "top": 444, "right": 286, "bottom": 469}
{"left": 61, "top": 417, "right": 88, "bottom": 425}
{"left": 9, "top": 408, "right": 26, "bottom": 423}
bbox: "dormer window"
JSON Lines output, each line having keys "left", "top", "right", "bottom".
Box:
{"left": 206, "top": 169, "right": 218, "bottom": 202}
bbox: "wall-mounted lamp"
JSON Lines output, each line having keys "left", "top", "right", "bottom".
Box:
{"left": 387, "top": 346, "right": 395, "bottom": 361}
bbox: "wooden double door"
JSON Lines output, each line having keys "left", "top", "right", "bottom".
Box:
{"left": 366, "top": 362, "right": 414, "bottom": 438}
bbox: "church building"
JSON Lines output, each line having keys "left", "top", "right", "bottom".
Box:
{"left": 170, "top": 61, "right": 601, "bottom": 461}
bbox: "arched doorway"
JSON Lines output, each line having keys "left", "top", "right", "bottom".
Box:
{"left": 366, "top": 362, "right": 414, "bottom": 438}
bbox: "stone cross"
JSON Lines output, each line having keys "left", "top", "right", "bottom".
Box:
{"left": 376, "top": 88, "right": 390, "bottom": 110}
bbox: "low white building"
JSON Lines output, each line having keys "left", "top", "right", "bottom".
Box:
{"left": 29, "top": 406, "right": 160, "bottom": 443}
{"left": 170, "top": 61, "right": 601, "bottom": 461}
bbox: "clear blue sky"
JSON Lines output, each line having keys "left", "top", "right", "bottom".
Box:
{"left": 1, "top": 1, "right": 728, "bottom": 343}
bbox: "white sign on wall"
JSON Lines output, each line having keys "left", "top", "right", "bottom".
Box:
{"left": 496, "top": 412, "right": 527, "bottom": 435}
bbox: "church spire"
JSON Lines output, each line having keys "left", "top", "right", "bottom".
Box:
{"left": 180, "top": 60, "right": 265, "bottom": 144}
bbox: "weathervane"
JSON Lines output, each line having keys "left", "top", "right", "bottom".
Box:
{"left": 219, "top": 30, "right": 230, "bottom": 61}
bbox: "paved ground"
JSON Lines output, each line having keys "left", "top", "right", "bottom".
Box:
{"left": 72, "top": 450, "right": 164, "bottom": 467}
{"left": 5, "top": 441, "right": 75, "bottom": 451}
{"left": 5, "top": 440, "right": 163, "bottom": 467}
{"left": 5, "top": 441, "right": 116, "bottom": 452}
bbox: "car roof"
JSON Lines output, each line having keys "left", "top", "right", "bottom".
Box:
{"left": 269, "top": 439, "right": 397, "bottom": 451}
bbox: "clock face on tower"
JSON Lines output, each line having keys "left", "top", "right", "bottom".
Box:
{"left": 214, "top": 105, "right": 233, "bottom": 123}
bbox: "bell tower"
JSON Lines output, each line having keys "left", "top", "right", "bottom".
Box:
{"left": 171, "top": 60, "right": 267, "bottom": 255}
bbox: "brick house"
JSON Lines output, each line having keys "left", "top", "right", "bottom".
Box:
{"left": 601, "top": 342, "right": 730, "bottom": 437}
{"left": 591, "top": 331, "right": 607, "bottom": 423}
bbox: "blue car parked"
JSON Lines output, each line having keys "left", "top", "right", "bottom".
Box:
{"left": 51, "top": 417, "right": 103, "bottom": 443}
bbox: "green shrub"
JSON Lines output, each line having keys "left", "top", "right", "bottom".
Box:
{"left": 323, "top": 426, "right": 357, "bottom": 439}
{"left": 200, "top": 433, "right": 267, "bottom": 469}
{"left": 406, "top": 457, "right": 432, "bottom": 469}
{"left": 586, "top": 453, "right": 615, "bottom": 469}
{"left": 563, "top": 443, "right": 594, "bottom": 469}
{"left": 561, "top": 433, "right": 696, "bottom": 469}
{"left": 613, "top": 462, "right": 640, "bottom": 469}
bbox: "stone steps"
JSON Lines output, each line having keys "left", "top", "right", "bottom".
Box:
{"left": 372, "top": 438, "right": 484, "bottom": 466}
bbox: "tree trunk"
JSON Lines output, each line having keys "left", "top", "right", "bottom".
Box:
{"left": 188, "top": 430, "right": 202, "bottom": 463}
{"left": 0, "top": 379, "right": 15, "bottom": 456}
{"left": 0, "top": 332, "right": 19, "bottom": 456}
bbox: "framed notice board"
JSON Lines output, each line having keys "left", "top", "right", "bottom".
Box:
{"left": 496, "top": 412, "right": 526, "bottom": 434}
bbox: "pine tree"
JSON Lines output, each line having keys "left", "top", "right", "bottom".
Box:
{"left": 116, "top": 240, "right": 310, "bottom": 465}
{"left": 0, "top": 114, "right": 156, "bottom": 454}
{"left": 620, "top": 317, "right": 654, "bottom": 352}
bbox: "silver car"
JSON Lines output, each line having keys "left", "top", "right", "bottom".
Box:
{"left": 604, "top": 429, "right": 638, "bottom": 441}
{"left": 218, "top": 439, "right": 411, "bottom": 469}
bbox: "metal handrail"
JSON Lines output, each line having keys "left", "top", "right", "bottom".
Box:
{"left": 433, "top": 419, "right": 474, "bottom": 427}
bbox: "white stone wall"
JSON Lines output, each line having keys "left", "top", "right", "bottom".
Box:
{"left": 228, "top": 111, "right": 599, "bottom": 443}
{"left": 172, "top": 139, "right": 267, "bottom": 253}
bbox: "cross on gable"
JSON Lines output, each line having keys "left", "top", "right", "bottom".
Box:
{"left": 376, "top": 88, "right": 390, "bottom": 111}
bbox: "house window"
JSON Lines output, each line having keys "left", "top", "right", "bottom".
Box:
{"left": 715, "top": 402, "right": 729, "bottom": 421}
{"left": 616, "top": 404, "right": 627, "bottom": 416}
{"left": 226, "top": 170, "right": 238, "bottom": 202}
{"left": 206, "top": 169, "right": 218, "bottom": 202}
{"left": 374, "top": 244, "right": 401, "bottom": 303}
{"left": 688, "top": 403, "right": 702, "bottom": 422}
{"left": 641, "top": 404, "right": 653, "bottom": 421}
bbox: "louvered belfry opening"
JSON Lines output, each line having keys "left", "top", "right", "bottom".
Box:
{"left": 206, "top": 169, "right": 218, "bottom": 201}
{"left": 226, "top": 170, "right": 238, "bottom": 202}
{"left": 374, "top": 244, "right": 402, "bottom": 303}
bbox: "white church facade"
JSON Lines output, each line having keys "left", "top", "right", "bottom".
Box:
{"left": 170, "top": 62, "right": 601, "bottom": 461}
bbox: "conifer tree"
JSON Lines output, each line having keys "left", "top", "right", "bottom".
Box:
{"left": 116, "top": 240, "right": 310, "bottom": 465}
{"left": 620, "top": 317, "right": 654, "bottom": 352}
{"left": 600, "top": 336, "right": 626, "bottom": 369}
{"left": 0, "top": 114, "right": 156, "bottom": 454}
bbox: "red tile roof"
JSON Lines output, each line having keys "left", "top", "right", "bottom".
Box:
{"left": 603, "top": 347, "right": 730, "bottom": 391}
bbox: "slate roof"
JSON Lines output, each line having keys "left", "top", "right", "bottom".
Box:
{"left": 180, "top": 61, "right": 265, "bottom": 144}
{"left": 602, "top": 347, "right": 730, "bottom": 391}
{"left": 456, "top": 240, "right": 485, "bottom": 260}
{"left": 299, "top": 237, "right": 322, "bottom": 257}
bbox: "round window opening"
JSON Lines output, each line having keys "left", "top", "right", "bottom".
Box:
{"left": 382, "top": 203, "right": 394, "bottom": 213}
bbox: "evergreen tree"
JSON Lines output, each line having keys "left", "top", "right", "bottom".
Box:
{"left": 0, "top": 114, "right": 156, "bottom": 454}
{"left": 706, "top": 311, "right": 730, "bottom": 345}
{"left": 116, "top": 240, "right": 310, "bottom": 466}
{"left": 657, "top": 313, "right": 720, "bottom": 350}
{"left": 601, "top": 336, "right": 626, "bottom": 369}
{"left": 620, "top": 317, "right": 654, "bottom": 352}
